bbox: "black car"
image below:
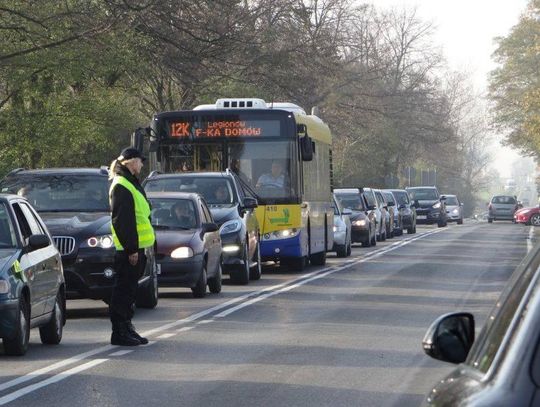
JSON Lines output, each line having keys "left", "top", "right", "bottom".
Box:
{"left": 334, "top": 188, "right": 376, "bottom": 247}
{"left": 422, "top": 240, "right": 540, "bottom": 406}
{"left": 0, "top": 194, "right": 65, "bottom": 356}
{"left": 148, "top": 192, "right": 222, "bottom": 298}
{"left": 406, "top": 186, "right": 447, "bottom": 227}
{"left": 0, "top": 168, "right": 158, "bottom": 308}
{"left": 382, "top": 190, "right": 403, "bottom": 236}
{"left": 388, "top": 189, "right": 417, "bottom": 234}
{"left": 144, "top": 171, "right": 260, "bottom": 285}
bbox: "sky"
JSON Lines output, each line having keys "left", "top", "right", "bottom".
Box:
{"left": 367, "top": 0, "right": 530, "bottom": 178}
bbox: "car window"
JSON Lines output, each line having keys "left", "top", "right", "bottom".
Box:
{"left": 145, "top": 177, "right": 236, "bottom": 207}
{"left": 12, "top": 203, "right": 33, "bottom": 241}
{"left": 0, "top": 203, "right": 17, "bottom": 248}
{"left": 363, "top": 190, "right": 377, "bottom": 207}
{"left": 492, "top": 196, "right": 517, "bottom": 204}
{"left": 201, "top": 202, "right": 213, "bottom": 223}
{"left": 407, "top": 188, "right": 439, "bottom": 200}
{"left": 383, "top": 192, "right": 395, "bottom": 206}
{"left": 375, "top": 192, "right": 385, "bottom": 206}
{"left": 148, "top": 198, "right": 198, "bottom": 229}
{"left": 466, "top": 246, "right": 540, "bottom": 373}
{"left": 335, "top": 194, "right": 365, "bottom": 212}
{"left": 391, "top": 191, "right": 410, "bottom": 205}
{"left": 0, "top": 174, "right": 110, "bottom": 212}
{"left": 445, "top": 196, "right": 459, "bottom": 206}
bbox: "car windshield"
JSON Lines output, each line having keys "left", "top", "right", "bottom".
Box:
{"left": 0, "top": 175, "right": 110, "bottom": 212}
{"left": 391, "top": 191, "right": 409, "bottom": 205}
{"left": 383, "top": 192, "right": 395, "bottom": 206}
{"left": 407, "top": 188, "right": 438, "bottom": 201}
{"left": 0, "top": 203, "right": 17, "bottom": 248}
{"left": 492, "top": 196, "right": 517, "bottom": 204}
{"left": 445, "top": 196, "right": 459, "bottom": 206}
{"left": 145, "top": 177, "right": 236, "bottom": 207}
{"left": 148, "top": 198, "right": 198, "bottom": 229}
{"left": 335, "top": 194, "right": 365, "bottom": 211}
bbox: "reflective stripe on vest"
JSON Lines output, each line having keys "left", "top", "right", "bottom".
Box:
{"left": 109, "top": 176, "right": 155, "bottom": 250}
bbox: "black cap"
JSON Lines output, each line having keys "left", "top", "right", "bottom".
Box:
{"left": 118, "top": 147, "right": 145, "bottom": 162}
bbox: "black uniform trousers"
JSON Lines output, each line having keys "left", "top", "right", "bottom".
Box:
{"left": 110, "top": 249, "right": 147, "bottom": 325}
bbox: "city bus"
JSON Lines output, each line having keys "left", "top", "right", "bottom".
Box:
{"left": 137, "top": 98, "right": 333, "bottom": 269}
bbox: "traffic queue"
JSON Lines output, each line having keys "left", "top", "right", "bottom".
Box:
{"left": 0, "top": 147, "right": 464, "bottom": 354}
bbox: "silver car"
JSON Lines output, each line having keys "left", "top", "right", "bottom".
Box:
{"left": 488, "top": 195, "right": 518, "bottom": 223}
{"left": 444, "top": 194, "right": 463, "bottom": 224}
{"left": 332, "top": 195, "right": 352, "bottom": 257}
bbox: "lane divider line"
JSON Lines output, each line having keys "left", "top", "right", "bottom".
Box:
{"left": 528, "top": 226, "right": 535, "bottom": 253}
{"left": 0, "top": 227, "right": 445, "bottom": 403}
{"left": 156, "top": 333, "right": 176, "bottom": 340}
{"left": 110, "top": 350, "right": 134, "bottom": 357}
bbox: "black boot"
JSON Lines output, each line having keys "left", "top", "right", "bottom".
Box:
{"left": 127, "top": 321, "right": 148, "bottom": 345}
{"left": 111, "top": 322, "right": 141, "bottom": 346}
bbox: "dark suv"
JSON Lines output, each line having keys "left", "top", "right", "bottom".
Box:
{"left": 144, "top": 171, "right": 260, "bottom": 285}
{"left": 406, "top": 186, "right": 447, "bottom": 227}
{"left": 0, "top": 168, "right": 158, "bottom": 308}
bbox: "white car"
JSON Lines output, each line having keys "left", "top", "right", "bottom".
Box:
{"left": 332, "top": 195, "right": 352, "bottom": 257}
{"left": 444, "top": 194, "right": 463, "bottom": 224}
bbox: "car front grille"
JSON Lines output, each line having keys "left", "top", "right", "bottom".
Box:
{"left": 53, "top": 236, "right": 76, "bottom": 256}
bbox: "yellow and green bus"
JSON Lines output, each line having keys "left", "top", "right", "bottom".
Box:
{"left": 143, "top": 98, "right": 333, "bottom": 269}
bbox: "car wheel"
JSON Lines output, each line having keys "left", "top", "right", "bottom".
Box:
{"left": 531, "top": 214, "right": 540, "bottom": 226}
{"left": 371, "top": 228, "right": 377, "bottom": 246}
{"left": 230, "top": 243, "right": 250, "bottom": 285}
{"left": 407, "top": 226, "right": 414, "bottom": 234}
{"left": 39, "top": 290, "right": 65, "bottom": 345}
{"left": 208, "top": 262, "right": 222, "bottom": 294}
{"left": 381, "top": 228, "right": 386, "bottom": 241}
{"left": 457, "top": 218, "right": 463, "bottom": 225}
{"left": 136, "top": 258, "right": 159, "bottom": 309}
{"left": 346, "top": 239, "right": 352, "bottom": 256}
{"left": 249, "top": 241, "right": 262, "bottom": 280}
{"left": 488, "top": 218, "right": 493, "bottom": 223}
{"left": 3, "top": 296, "right": 30, "bottom": 356}
{"left": 336, "top": 244, "right": 347, "bottom": 257}
{"left": 192, "top": 262, "right": 207, "bottom": 298}
{"left": 361, "top": 236, "right": 371, "bottom": 247}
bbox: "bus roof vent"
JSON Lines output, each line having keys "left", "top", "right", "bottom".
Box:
{"left": 267, "top": 102, "right": 306, "bottom": 115}
{"left": 216, "top": 98, "right": 267, "bottom": 109}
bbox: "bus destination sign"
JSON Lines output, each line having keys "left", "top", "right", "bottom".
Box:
{"left": 169, "top": 119, "right": 280, "bottom": 138}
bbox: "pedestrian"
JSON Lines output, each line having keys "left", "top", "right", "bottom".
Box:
{"left": 108, "top": 147, "right": 155, "bottom": 346}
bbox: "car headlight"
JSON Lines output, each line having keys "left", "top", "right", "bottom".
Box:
{"left": 171, "top": 247, "right": 194, "bottom": 259}
{"left": 263, "top": 228, "right": 300, "bottom": 240}
{"left": 432, "top": 202, "right": 441, "bottom": 209}
{"left": 452, "top": 209, "right": 459, "bottom": 215}
{"left": 0, "top": 279, "right": 10, "bottom": 294}
{"left": 86, "top": 234, "right": 114, "bottom": 249}
{"left": 353, "top": 219, "right": 367, "bottom": 227}
{"left": 220, "top": 219, "right": 242, "bottom": 235}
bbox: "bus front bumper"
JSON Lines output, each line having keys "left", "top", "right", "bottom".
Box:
{"left": 261, "top": 234, "right": 303, "bottom": 261}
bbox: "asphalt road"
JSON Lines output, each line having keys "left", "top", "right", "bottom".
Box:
{"left": 0, "top": 221, "right": 534, "bottom": 406}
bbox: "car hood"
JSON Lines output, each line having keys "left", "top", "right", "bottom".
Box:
{"left": 155, "top": 229, "right": 196, "bottom": 255}
{"left": 417, "top": 200, "right": 439, "bottom": 208}
{"left": 446, "top": 205, "right": 460, "bottom": 211}
{"left": 0, "top": 248, "right": 18, "bottom": 276}
{"left": 38, "top": 211, "right": 111, "bottom": 237}
{"left": 516, "top": 206, "right": 540, "bottom": 215}
{"left": 348, "top": 212, "right": 367, "bottom": 222}
{"left": 208, "top": 205, "right": 238, "bottom": 226}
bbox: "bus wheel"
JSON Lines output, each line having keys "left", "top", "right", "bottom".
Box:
{"left": 282, "top": 256, "right": 307, "bottom": 271}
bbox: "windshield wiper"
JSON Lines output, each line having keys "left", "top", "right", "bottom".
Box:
{"left": 152, "top": 224, "right": 171, "bottom": 230}
{"left": 233, "top": 172, "right": 263, "bottom": 202}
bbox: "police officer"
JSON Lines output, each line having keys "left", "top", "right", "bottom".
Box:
{"left": 108, "top": 147, "right": 155, "bottom": 346}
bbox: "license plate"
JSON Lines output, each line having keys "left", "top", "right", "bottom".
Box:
{"left": 156, "top": 263, "right": 161, "bottom": 275}
{"left": 417, "top": 215, "right": 427, "bottom": 220}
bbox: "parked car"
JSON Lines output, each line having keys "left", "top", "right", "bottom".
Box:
{"left": 331, "top": 195, "right": 352, "bottom": 257}
{"left": 382, "top": 190, "right": 403, "bottom": 235}
{"left": 406, "top": 186, "right": 447, "bottom": 227}
{"left": 444, "top": 194, "right": 464, "bottom": 224}
{"left": 375, "top": 189, "right": 396, "bottom": 238}
{"left": 144, "top": 171, "right": 260, "bottom": 285}
{"left": 147, "top": 192, "right": 222, "bottom": 298}
{"left": 0, "top": 194, "right": 65, "bottom": 356}
{"left": 488, "top": 195, "right": 519, "bottom": 223}
{"left": 388, "top": 189, "right": 417, "bottom": 234}
{"left": 421, "top": 237, "right": 540, "bottom": 406}
{"left": 362, "top": 187, "right": 387, "bottom": 241}
{"left": 0, "top": 168, "right": 158, "bottom": 308}
{"left": 334, "top": 188, "right": 376, "bottom": 247}
{"left": 514, "top": 206, "right": 540, "bottom": 226}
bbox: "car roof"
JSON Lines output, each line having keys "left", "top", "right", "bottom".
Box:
{"left": 146, "top": 192, "right": 201, "bottom": 200}
{"left": 147, "top": 172, "right": 230, "bottom": 180}
{"left": 0, "top": 193, "right": 22, "bottom": 202}
{"left": 333, "top": 188, "right": 360, "bottom": 194}
{"left": 4, "top": 168, "right": 108, "bottom": 177}
{"left": 406, "top": 186, "right": 437, "bottom": 190}
{"left": 444, "top": 194, "right": 457, "bottom": 198}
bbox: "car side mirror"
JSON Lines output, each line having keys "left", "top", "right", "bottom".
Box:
{"left": 414, "top": 200, "right": 420, "bottom": 208}
{"left": 422, "top": 312, "right": 475, "bottom": 364}
{"left": 28, "top": 234, "right": 50, "bottom": 251}
{"left": 242, "top": 197, "right": 258, "bottom": 209}
{"left": 440, "top": 196, "right": 446, "bottom": 201}
{"left": 398, "top": 204, "right": 406, "bottom": 210}
{"left": 367, "top": 205, "right": 376, "bottom": 211}
{"left": 300, "top": 135, "right": 313, "bottom": 161}
{"left": 201, "top": 223, "right": 218, "bottom": 234}
{"left": 342, "top": 208, "right": 352, "bottom": 216}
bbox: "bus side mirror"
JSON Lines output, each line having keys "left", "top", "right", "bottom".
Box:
{"left": 300, "top": 135, "right": 313, "bottom": 161}
{"left": 131, "top": 127, "right": 149, "bottom": 153}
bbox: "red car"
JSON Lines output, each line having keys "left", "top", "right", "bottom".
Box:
{"left": 514, "top": 206, "right": 540, "bottom": 226}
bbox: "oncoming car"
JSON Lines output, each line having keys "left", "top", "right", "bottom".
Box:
{"left": 0, "top": 195, "right": 65, "bottom": 356}
{"left": 147, "top": 192, "right": 222, "bottom": 298}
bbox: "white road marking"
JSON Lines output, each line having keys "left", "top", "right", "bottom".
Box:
{"left": 109, "top": 350, "right": 134, "bottom": 357}
{"left": 0, "top": 359, "right": 108, "bottom": 406}
{"left": 176, "top": 327, "right": 194, "bottom": 333}
{"left": 196, "top": 319, "right": 213, "bottom": 325}
{"left": 528, "top": 226, "right": 535, "bottom": 252}
{"left": 0, "top": 227, "right": 445, "bottom": 403}
{"left": 156, "top": 333, "right": 176, "bottom": 339}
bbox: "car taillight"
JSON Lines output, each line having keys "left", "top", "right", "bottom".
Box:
{"left": 488, "top": 204, "right": 493, "bottom": 211}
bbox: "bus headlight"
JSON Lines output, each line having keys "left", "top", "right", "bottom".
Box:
{"left": 220, "top": 220, "right": 242, "bottom": 235}
{"left": 263, "top": 228, "right": 300, "bottom": 240}
{"left": 171, "top": 247, "right": 194, "bottom": 259}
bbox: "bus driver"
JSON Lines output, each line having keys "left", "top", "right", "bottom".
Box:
{"left": 256, "top": 161, "right": 286, "bottom": 189}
